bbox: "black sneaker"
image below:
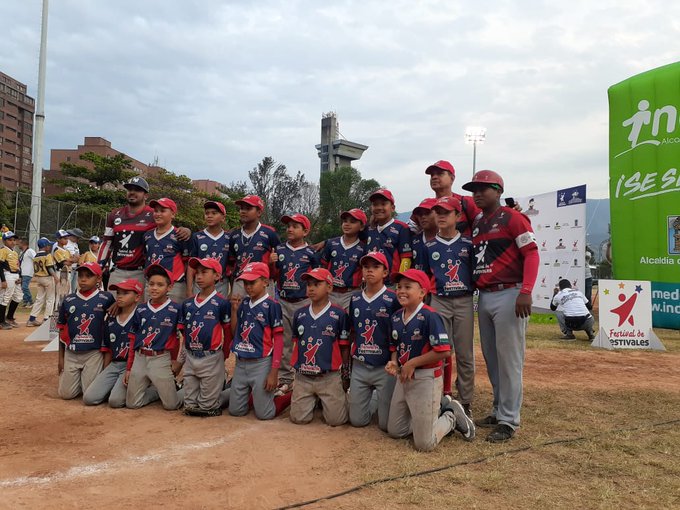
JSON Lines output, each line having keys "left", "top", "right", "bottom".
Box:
{"left": 561, "top": 333, "right": 576, "bottom": 341}
{"left": 444, "top": 399, "right": 476, "bottom": 441}
{"left": 475, "top": 415, "right": 498, "bottom": 428}
{"left": 587, "top": 330, "right": 595, "bottom": 340}
{"left": 439, "top": 394, "right": 452, "bottom": 416}
{"left": 463, "top": 403, "right": 472, "bottom": 418}
{"left": 0, "top": 322, "right": 11, "bottom": 330}
{"left": 486, "top": 424, "right": 515, "bottom": 443}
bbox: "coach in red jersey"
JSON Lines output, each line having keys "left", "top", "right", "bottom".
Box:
{"left": 462, "top": 170, "right": 539, "bottom": 444}
{"left": 98, "top": 176, "right": 190, "bottom": 290}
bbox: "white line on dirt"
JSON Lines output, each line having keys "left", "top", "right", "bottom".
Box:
{"left": 0, "top": 424, "right": 261, "bottom": 489}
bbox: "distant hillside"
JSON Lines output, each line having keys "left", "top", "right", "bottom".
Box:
{"left": 396, "top": 198, "right": 611, "bottom": 261}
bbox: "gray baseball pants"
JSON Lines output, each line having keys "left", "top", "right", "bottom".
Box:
{"left": 349, "top": 360, "right": 395, "bottom": 431}
{"left": 556, "top": 311, "right": 595, "bottom": 335}
{"left": 329, "top": 290, "right": 353, "bottom": 311}
{"left": 290, "top": 371, "right": 348, "bottom": 426}
{"left": 278, "top": 297, "right": 309, "bottom": 387}
{"left": 58, "top": 349, "right": 103, "bottom": 400}
{"left": 477, "top": 287, "right": 527, "bottom": 430}
{"left": 83, "top": 360, "right": 141, "bottom": 408}
{"left": 126, "top": 351, "right": 182, "bottom": 410}
{"left": 430, "top": 293, "right": 475, "bottom": 404}
{"left": 108, "top": 268, "right": 144, "bottom": 291}
{"left": 387, "top": 368, "right": 454, "bottom": 451}
{"left": 184, "top": 351, "right": 226, "bottom": 411}
{"left": 30, "top": 275, "right": 57, "bottom": 321}
{"left": 228, "top": 357, "right": 276, "bottom": 420}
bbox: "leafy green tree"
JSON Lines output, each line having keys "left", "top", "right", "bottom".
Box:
{"left": 316, "top": 166, "right": 381, "bottom": 241}
{"left": 248, "top": 157, "right": 308, "bottom": 228}
{"left": 55, "top": 152, "right": 136, "bottom": 190}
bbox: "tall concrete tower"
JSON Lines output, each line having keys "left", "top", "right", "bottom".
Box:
{"left": 315, "top": 112, "right": 368, "bottom": 175}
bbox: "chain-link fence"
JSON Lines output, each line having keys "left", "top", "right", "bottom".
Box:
{"left": 1, "top": 189, "right": 107, "bottom": 241}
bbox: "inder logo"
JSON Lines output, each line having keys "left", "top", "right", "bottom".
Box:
{"left": 616, "top": 99, "right": 680, "bottom": 158}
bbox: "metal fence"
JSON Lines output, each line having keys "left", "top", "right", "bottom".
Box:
{"left": 2, "top": 189, "right": 107, "bottom": 241}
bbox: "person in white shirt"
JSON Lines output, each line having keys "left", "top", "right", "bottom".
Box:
{"left": 550, "top": 279, "right": 595, "bottom": 341}
{"left": 18, "top": 238, "right": 36, "bottom": 307}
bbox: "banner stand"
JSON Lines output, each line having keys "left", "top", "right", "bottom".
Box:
{"left": 592, "top": 327, "right": 666, "bottom": 351}
{"left": 41, "top": 337, "right": 59, "bottom": 352}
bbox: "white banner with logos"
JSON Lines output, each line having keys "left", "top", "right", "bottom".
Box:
{"left": 593, "top": 279, "right": 665, "bottom": 350}
{"left": 516, "top": 185, "right": 587, "bottom": 312}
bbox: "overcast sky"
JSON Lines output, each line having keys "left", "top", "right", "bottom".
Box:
{"left": 2, "top": 1, "right": 679, "bottom": 211}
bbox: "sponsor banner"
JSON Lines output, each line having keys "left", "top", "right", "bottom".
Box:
{"left": 608, "top": 62, "right": 680, "bottom": 329}
{"left": 517, "top": 187, "right": 586, "bottom": 312}
{"left": 593, "top": 279, "right": 665, "bottom": 350}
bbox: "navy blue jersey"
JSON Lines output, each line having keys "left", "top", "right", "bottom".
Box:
{"left": 232, "top": 294, "right": 283, "bottom": 359}
{"left": 390, "top": 303, "right": 450, "bottom": 369}
{"left": 421, "top": 234, "right": 474, "bottom": 297}
{"left": 143, "top": 227, "right": 188, "bottom": 282}
{"left": 130, "top": 299, "right": 181, "bottom": 353}
{"left": 228, "top": 224, "right": 280, "bottom": 279}
{"left": 188, "top": 229, "right": 230, "bottom": 278}
{"left": 179, "top": 291, "right": 231, "bottom": 351}
{"left": 274, "top": 243, "right": 319, "bottom": 300}
{"left": 103, "top": 312, "right": 135, "bottom": 361}
{"left": 57, "top": 290, "right": 115, "bottom": 352}
{"left": 365, "top": 219, "right": 412, "bottom": 283}
{"left": 411, "top": 232, "right": 431, "bottom": 272}
{"left": 348, "top": 287, "right": 400, "bottom": 366}
{"left": 291, "top": 303, "right": 349, "bottom": 375}
{"left": 320, "top": 236, "right": 365, "bottom": 289}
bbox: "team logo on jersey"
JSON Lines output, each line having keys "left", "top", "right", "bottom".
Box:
{"left": 110, "top": 333, "right": 116, "bottom": 343}
{"left": 432, "top": 251, "right": 440, "bottom": 261}
{"left": 279, "top": 253, "right": 285, "bottom": 262}
{"left": 334, "top": 262, "right": 349, "bottom": 280}
{"left": 114, "top": 217, "right": 122, "bottom": 226}
{"left": 299, "top": 338, "right": 323, "bottom": 374}
{"left": 376, "top": 306, "right": 389, "bottom": 318}
{"left": 412, "top": 328, "right": 423, "bottom": 341}
{"left": 188, "top": 322, "right": 204, "bottom": 349}
{"left": 234, "top": 321, "right": 256, "bottom": 353}
{"left": 200, "top": 243, "right": 208, "bottom": 252}
{"left": 398, "top": 344, "right": 412, "bottom": 365}
{"left": 186, "top": 312, "right": 191, "bottom": 320}
{"left": 392, "top": 329, "right": 399, "bottom": 340}
{"left": 445, "top": 259, "right": 461, "bottom": 282}
{"left": 354, "top": 308, "right": 360, "bottom": 317}
{"left": 238, "top": 253, "right": 254, "bottom": 273}
{"left": 74, "top": 313, "right": 95, "bottom": 340}
{"left": 285, "top": 264, "right": 299, "bottom": 282}
{"left": 366, "top": 237, "right": 371, "bottom": 245}
{"left": 475, "top": 241, "right": 489, "bottom": 265}
{"left": 120, "top": 232, "right": 133, "bottom": 249}
{"left": 322, "top": 325, "right": 335, "bottom": 337}
{"left": 142, "top": 328, "right": 160, "bottom": 347}
{"left": 297, "top": 325, "right": 305, "bottom": 336}
{"left": 69, "top": 305, "right": 76, "bottom": 314}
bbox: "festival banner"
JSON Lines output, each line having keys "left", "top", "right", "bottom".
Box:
{"left": 516, "top": 187, "right": 587, "bottom": 312}
{"left": 608, "top": 62, "right": 680, "bottom": 329}
{"left": 593, "top": 279, "right": 665, "bottom": 350}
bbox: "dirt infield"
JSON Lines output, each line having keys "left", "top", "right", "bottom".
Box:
{"left": 1, "top": 309, "right": 679, "bottom": 509}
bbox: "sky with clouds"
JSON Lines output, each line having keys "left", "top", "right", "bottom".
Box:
{"left": 2, "top": 0, "right": 679, "bottom": 211}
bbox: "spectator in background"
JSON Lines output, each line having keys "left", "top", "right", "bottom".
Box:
{"left": 584, "top": 247, "right": 594, "bottom": 305}
{"left": 550, "top": 279, "right": 595, "bottom": 341}
{"left": 66, "top": 229, "right": 83, "bottom": 293}
{"left": 18, "top": 238, "right": 36, "bottom": 307}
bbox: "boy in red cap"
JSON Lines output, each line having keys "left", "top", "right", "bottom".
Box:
{"left": 144, "top": 197, "right": 190, "bottom": 303}
{"left": 423, "top": 196, "right": 475, "bottom": 414}
{"left": 228, "top": 195, "right": 280, "bottom": 299}
{"left": 320, "top": 208, "right": 367, "bottom": 311}
{"left": 425, "top": 160, "right": 480, "bottom": 237}
{"left": 177, "top": 257, "right": 232, "bottom": 417}
{"left": 57, "top": 262, "right": 116, "bottom": 400}
{"left": 125, "top": 264, "right": 183, "bottom": 410}
{"left": 228, "top": 262, "right": 287, "bottom": 420}
{"left": 410, "top": 198, "right": 438, "bottom": 272}
{"left": 290, "top": 267, "right": 350, "bottom": 426}
{"left": 385, "top": 269, "right": 475, "bottom": 451}
{"left": 83, "top": 278, "right": 149, "bottom": 408}
{"left": 347, "top": 252, "right": 400, "bottom": 431}
{"left": 186, "top": 200, "right": 230, "bottom": 298}
{"left": 271, "top": 213, "right": 319, "bottom": 394}
{"left": 366, "top": 189, "right": 412, "bottom": 285}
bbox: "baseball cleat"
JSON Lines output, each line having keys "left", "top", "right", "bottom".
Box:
{"left": 475, "top": 415, "right": 498, "bottom": 428}
{"left": 26, "top": 320, "right": 41, "bottom": 327}
{"left": 444, "top": 399, "right": 475, "bottom": 441}
{"left": 486, "top": 424, "right": 515, "bottom": 443}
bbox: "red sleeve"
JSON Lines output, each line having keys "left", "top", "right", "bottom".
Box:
{"left": 271, "top": 326, "right": 284, "bottom": 369}
{"left": 222, "top": 323, "right": 232, "bottom": 359}
{"left": 58, "top": 324, "right": 70, "bottom": 346}
{"left": 126, "top": 333, "right": 136, "bottom": 371}
{"left": 508, "top": 210, "right": 539, "bottom": 295}
{"left": 520, "top": 247, "right": 539, "bottom": 295}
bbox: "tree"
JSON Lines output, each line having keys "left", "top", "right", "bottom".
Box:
{"left": 56, "top": 152, "right": 136, "bottom": 190}
{"left": 317, "top": 166, "right": 381, "bottom": 241}
{"left": 248, "top": 157, "right": 308, "bottom": 227}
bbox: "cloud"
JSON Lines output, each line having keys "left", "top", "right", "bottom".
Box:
{"left": 1, "top": 0, "right": 679, "bottom": 213}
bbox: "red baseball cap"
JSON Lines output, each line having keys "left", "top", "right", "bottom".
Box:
{"left": 412, "top": 197, "right": 438, "bottom": 216}
{"left": 237, "top": 262, "right": 270, "bottom": 281}
{"left": 76, "top": 262, "right": 103, "bottom": 277}
{"left": 394, "top": 269, "right": 431, "bottom": 294}
{"left": 432, "top": 196, "right": 462, "bottom": 213}
{"left": 340, "top": 208, "right": 368, "bottom": 225}
{"left": 360, "top": 251, "right": 389, "bottom": 269}
{"left": 281, "top": 213, "right": 311, "bottom": 231}
{"left": 301, "top": 267, "right": 333, "bottom": 285}
{"left": 425, "top": 160, "right": 455, "bottom": 176}
{"left": 189, "top": 257, "right": 223, "bottom": 276}
{"left": 144, "top": 263, "right": 173, "bottom": 281}
{"left": 369, "top": 189, "right": 395, "bottom": 205}
{"left": 204, "top": 201, "right": 226, "bottom": 215}
{"left": 235, "top": 195, "right": 265, "bottom": 211}
{"left": 149, "top": 197, "right": 177, "bottom": 213}
{"left": 109, "top": 278, "right": 144, "bottom": 295}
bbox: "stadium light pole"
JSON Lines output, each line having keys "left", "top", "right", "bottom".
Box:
{"left": 29, "top": 0, "right": 49, "bottom": 248}
{"left": 464, "top": 126, "right": 486, "bottom": 178}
